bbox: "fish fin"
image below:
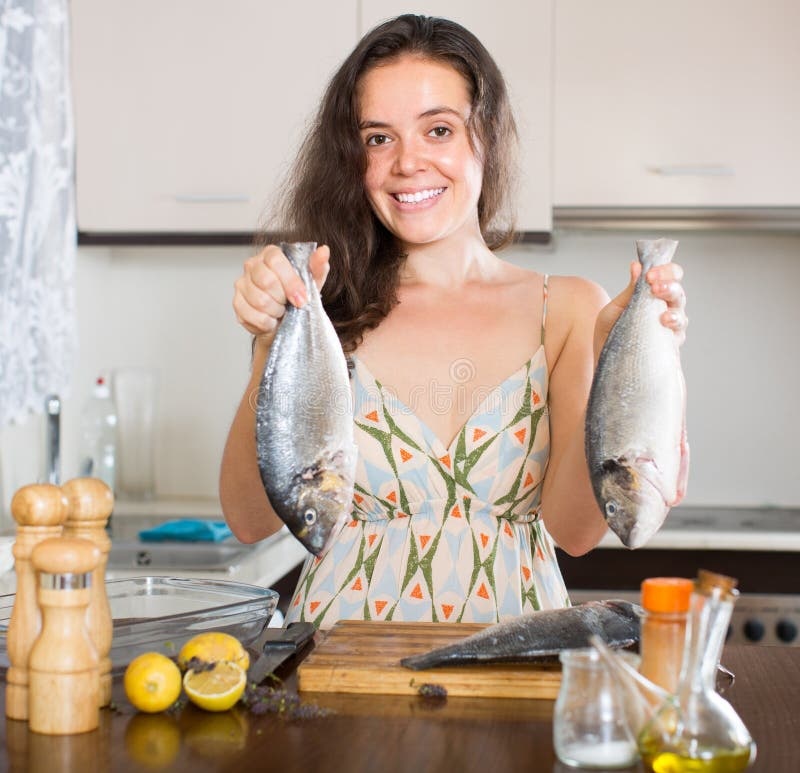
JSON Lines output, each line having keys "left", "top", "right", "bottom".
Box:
{"left": 674, "top": 425, "right": 690, "bottom": 505}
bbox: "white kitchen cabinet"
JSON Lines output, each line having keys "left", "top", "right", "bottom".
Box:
{"left": 553, "top": 0, "right": 800, "bottom": 208}
{"left": 70, "top": 1, "right": 358, "bottom": 234}
{"left": 360, "top": 2, "right": 553, "bottom": 234}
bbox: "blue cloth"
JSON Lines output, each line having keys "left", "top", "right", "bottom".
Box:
{"left": 138, "top": 519, "right": 233, "bottom": 543}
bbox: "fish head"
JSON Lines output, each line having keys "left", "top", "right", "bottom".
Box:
{"left": 287, "top": 461, "right": 354, "bottom": 555}
{"left": 596, "top": 460, "right": 668, "bottom": 549}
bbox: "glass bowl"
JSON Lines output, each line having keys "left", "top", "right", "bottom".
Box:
{"left": 0, "top": 576, "right": 279, "bottom": 673}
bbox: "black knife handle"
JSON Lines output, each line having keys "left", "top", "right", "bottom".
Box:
{"left": 278, "top": 621, "right": 316, "bottom": 650}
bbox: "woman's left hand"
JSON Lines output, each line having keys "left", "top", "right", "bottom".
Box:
{"left": 594, "top": 261, "right": 688, "bottom": 360}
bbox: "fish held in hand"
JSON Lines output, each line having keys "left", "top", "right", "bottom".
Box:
{"left": 586, "top": 238, "right": 689, "bottom": 549}
{"left": 255, "top": 242, "right": 357, "bottom": 556}
{"left": 400, "top": 600, "right": 641, "bottom": 670}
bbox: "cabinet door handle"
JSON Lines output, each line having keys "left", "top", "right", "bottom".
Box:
{"left": 173, "top": 194, "right": 250, "bottom": 203}
{"left": 647, "top": 164, "right": 735, "bottom": 177}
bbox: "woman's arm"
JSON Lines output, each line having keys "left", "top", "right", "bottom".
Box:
{"left": 219, "top": 244, "right": 330, "bottom": 542}
{"left": 541, "top": 262, "right": 688, "bottom": 556}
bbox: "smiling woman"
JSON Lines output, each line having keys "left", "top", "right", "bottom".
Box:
{"left": 219, "top": 14, "right": 689, "bottom": 630}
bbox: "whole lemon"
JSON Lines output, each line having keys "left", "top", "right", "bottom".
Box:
{"left": 183, "top": 661, "right": 247, "bottom": 712}
{"left": 124, "top": 652, "right": 183, "bottom": 713}
{"left": 177, "top": 631, "right": 249, "bottom": 672}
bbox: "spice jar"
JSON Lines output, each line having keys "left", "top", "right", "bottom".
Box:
{"left": 639, "top": 577, "right": 693, "bottom": 694}
{"left": 554, "top": 648, "right": 639, "bottom": 769}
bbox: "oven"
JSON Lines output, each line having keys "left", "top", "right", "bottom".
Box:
{"left": 558, "top": 506, "right": 800, "bottom": 647}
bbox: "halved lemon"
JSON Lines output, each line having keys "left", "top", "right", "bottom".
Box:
{"left": 183, "top": 661, "right": 247, "bottom": 712}
{"left": 177, "top": 632, "right": 249, "bottom": 672}
{"left": 124, "top": 652, "right": 183, "bottom": 713}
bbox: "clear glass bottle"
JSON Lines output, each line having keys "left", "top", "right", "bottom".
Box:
{"left": 638, "top": 570, "right": 756, "bottom": 773}
{"left": 639, "top": 577, "right": 694, "bottom": 694}
{"left": 79, "top": 376, "right": 117, "bottom": 491}
{"left": 554, "top": 648, "right": 639, "bottom": 769}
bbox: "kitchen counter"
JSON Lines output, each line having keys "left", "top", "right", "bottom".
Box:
{"left": 1, "top": 643, "right": 798, "bottom": 772}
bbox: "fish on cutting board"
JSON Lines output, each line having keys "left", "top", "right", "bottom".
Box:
{"left": 400, "top": 600, "right": 641, "bottom": 670}
{"left": 585, "top": 238, "right": 689, "bottom": 549}
{"left": 255, "top": 242, "right": 358, "bottom": 556}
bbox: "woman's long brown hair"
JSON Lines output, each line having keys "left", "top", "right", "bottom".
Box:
{"left": 260, "top": 14, "right": 519, "bottom": 354}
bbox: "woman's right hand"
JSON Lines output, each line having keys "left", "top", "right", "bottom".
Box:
{"left": 233, "top": 243, "right": 331, "bottom": 348}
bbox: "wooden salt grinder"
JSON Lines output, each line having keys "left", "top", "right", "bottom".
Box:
{"left": 62, "top": 477, "right": 114, "bottom": 706}
{"left": 5, "top": 484, "right": 68, "bottom": 721}
{"left": 28, "top": 537, "right": 101, "bottom": 735}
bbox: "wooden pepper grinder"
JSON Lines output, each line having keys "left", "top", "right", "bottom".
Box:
{"left": 5, "top": 484, "right": 68, "bottom": 721}
{"left": 62, "top": 477, "right": 114, "bottom": 706}
{"left": 28, "top": 536, "right": 101, "bottom": 735}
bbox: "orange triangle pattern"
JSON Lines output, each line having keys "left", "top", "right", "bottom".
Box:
{"left": 364, "top": 410, "right": 379, "bottom": 422}
{"left": 522, "top": 566, "right": 531, "bottom": 581}
{"left": 399, "top": 448, "right": 412, "bottom": 463}
{"left": 438, "top": 454, "right": 451, "bottom": 469}
{"left": 480, "top": 533, "right": 489, "bottom": 549}
{"left": 374, "top": 600, "right": 387, "bottom": 615}
{"left": 309, "top": 601, "right": 320, "bottom": 614}
{"left": 352, "top": 577, "right": 363, "bottom": 591}
{"left": 396, "top": 511, "right": 408, "bottom": 519}
{"left": 441, "top": 604, "right": 454, "bottom": 620}
{"left": 533, "top": 391, "right": 542, "bottom": 406}
{"left": 419, "top": 535, "right": 431, "bottom": 549}
{"left": 386, "top": 491, "right": 397, "bottom": 503}
{"left": 477, "top": 583, "right": 489, "bottom": 600}
{"left": 347, "top": 519, "right": 359, "bottom": 528}
{"left": 472, "top": 428, "right": 487, "bottom": 442}
{"left": 293, "top": 595, "right": 300, "bottom": 607}
{"left": 504, "top": 522, "right": 514, "bottom": 538}
{"left": 514, "top": 428, "right": 527, "bottom": 444}
{"left": 524, "top": 471, "right": 535, "bottom": 487}
{"left": 410, "top": 583, "right": 423, "bottom": 600}
{"left": 367, "top": 534, "right": 377, "bottom": 547}
{"left": 450, "top": 504, "right": 462, "bottom": 519}
{"left": 353, "top": 492, "right": 364, "bottom": 504}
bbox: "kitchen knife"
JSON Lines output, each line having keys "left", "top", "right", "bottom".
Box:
{"left": 246, "top": 621, "right": 316, "bottom": 684}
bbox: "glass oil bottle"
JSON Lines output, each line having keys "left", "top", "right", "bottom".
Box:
{"left": 637, "top": 570, "right": 756, "bottom": 773}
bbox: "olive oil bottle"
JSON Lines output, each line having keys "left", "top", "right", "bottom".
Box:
{"left": 637, "top": 570, "right": 756, "bottom": 773}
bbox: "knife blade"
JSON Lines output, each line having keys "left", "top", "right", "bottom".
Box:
{"left": 246, "top": 621, "right": 316, "bottom": 684}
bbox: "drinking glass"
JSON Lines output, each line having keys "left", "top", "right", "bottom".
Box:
{"left": 114, "top": 368, "right": 157, "bottom": 500}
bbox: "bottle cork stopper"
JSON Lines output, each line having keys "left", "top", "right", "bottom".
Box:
{"left": 10, "top": 484, "right": 69, "bottom": 527}
{"left": 62, "top": 478, "right": 114, "bottom": 524}
{"left": 31, "top": 537, "right": 100, "bottom": 576}
{"left": 641, "top": 577, "right": 694, "bottom": 612}
{"left": 696, "top": 568, "right": 739, "bottom": 598}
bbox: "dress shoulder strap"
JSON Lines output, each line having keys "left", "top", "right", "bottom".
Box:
{"left": 540, "top": 274, "right": 549, "bottom": 346}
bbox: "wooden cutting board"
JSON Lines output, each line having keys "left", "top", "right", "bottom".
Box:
{"left": 297, "top": 620, "right": 562, "bottom": 700}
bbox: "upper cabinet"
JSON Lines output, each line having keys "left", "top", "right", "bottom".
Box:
{"left": 553, "top": 0, "right": 800, "bottom": 208}
{"left": 71, "top": 1, "right": 358, "bottom": 235}
{"left": 360, "top": 2, "right": 553, "bottom": 234}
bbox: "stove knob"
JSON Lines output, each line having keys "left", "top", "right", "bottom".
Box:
{"left": 743, "top": 619, "right": 765, "bottom": 642}
{"left": 775, "top": 619, "right": 798, "bottom": 644}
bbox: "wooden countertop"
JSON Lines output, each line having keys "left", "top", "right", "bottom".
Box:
{"left": 2, "top": 642, "right": 798, "bottom": 772}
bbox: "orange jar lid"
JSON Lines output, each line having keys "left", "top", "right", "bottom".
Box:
{"left": 641, "top": 577, "right": 693, "bottom": 612}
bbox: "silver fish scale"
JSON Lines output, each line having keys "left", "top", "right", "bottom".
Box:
{"left": 255, "top": 242, "right": 357, "bottom": 555}
{"left": 400, "top": 600, "right": 642, "bottom": 669}
{"left": 586, "top": 238, "right": 686, "bottom": 547}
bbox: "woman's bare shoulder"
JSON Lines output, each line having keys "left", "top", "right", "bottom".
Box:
{"left": 547, "top": 274, "right": 609, "bottom": 327}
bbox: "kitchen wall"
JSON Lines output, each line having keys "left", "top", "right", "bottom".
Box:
{"left": 1, "top": 229, "right": 798, "bottom": 526}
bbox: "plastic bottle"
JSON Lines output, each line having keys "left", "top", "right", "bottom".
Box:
{"left": 79, "top": 376, "right": 117, "bottom": 491}
{"left": 639, "top": 576, "right": 694, "bottom": 694}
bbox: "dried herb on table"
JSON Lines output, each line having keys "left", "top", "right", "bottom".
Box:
{"left": 417, "top": 683, "right": 448, "bottom": 699}
{"left": 241, "top": 682, "right": 334, "bottom": 720}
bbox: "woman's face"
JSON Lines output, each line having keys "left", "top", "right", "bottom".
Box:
{"left": 357, "top": 55, "right": 484, "bottom": 250}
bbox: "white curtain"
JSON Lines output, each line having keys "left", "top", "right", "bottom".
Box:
{"left": 0, "top": 0, "right": 76, "bottom": 427}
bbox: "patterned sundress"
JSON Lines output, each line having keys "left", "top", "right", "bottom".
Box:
{"left": 285, "top": 275, "right": 570, "bottom": 630}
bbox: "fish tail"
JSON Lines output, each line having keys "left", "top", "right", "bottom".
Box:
{"left": 400, "top": 645, "right": 463, "bottom": 671}
{"left": 280, "top": 242, "right": 318, "bottom": 288}
{"left": 635, "top": 238, "right": 679, "bottom": 272}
